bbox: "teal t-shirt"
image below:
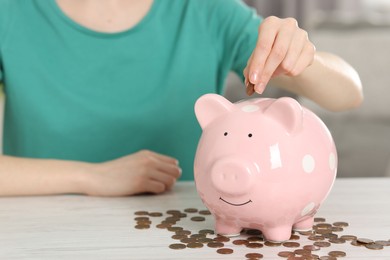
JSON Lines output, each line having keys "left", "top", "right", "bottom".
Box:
{"left": 0, "top": 0, "right": 261, "bottom": 180}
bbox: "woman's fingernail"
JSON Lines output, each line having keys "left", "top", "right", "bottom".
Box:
{"left": 255, "top": 83, "right": 265, "bottom": 94}
{"left": 250, "top": 72, "right": 258, "bottom": 84}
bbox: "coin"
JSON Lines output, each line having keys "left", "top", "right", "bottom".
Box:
{"left": 351, "top": 240, "right": 365, "bottom": 247}
{"left": 289, "top": 234, "right": 300, "bottom": 240}
{"left": 264, "top": 241, "right": 282, "bottom": 247}
{"left": 207, "top": 241, "right": 224, "bottom": 248}
{"left": 197, "top": 237, "right": 213, "bottom": 243}
{"left": 283, "top": 242, "right": 300, "bottom": 248}
{"left": 247, "top": 236, "right": 263, "bottom": 242}
{"left": 340, "top": 235, "right": 357, "bottom": 241}
{"left": 166, "top": 210, "right": 181, "bottom": 215}
{"left": 190, "top": 216, "right": 205, "bottom": 222}
{"left": 357, "top": 238, "right": 374, "bottom": 244}
{"left": 167, "top": 226, "right": 183, "bottom": 232}
{"left": 198, "top": 229, "right": 214, "bottom": 235}
{"left": 232, "top": 239, "right": 248, "bottom": 245}
{"left": 156, "top": 223, "right": 171, "bottom": 229}
{"left": 313, "top": 241, "right": 331, "bottom": 247}
{"left": 184, "top": 208, "right": 198, "bottom": 213}
{"left": 303, "top": 245, "right": 320, "bottom": 251}
{"left": 171, "top": 234, "right": 188, "bottom": 240}
{"left": 134, "top": 211, "right": 149, "bottom": 215}
{"left": 180, "top": 237, "right": 198, "bottom": 244}
{"left": 298, "top": 230, "right": 314, "bottom": 236}
{"left": 277, "top": 251, "right": 295, "bottom": 257}
{"left": 245, "top": 252, "right": 263, "bottom": 258}
{"left": 328, "top": 238, "right": 346, "bottom": 244}
{"left": 187, "top": 242, "right": 203, "bottom": 248}
{"left": 316, "top": 223, "right": 332, "bottom": 229}
{"left": 246, "top": 229, "right": 262, "bottom": 236}
{"left": 328, "top": 250, "right": 346, "bottom": 257}
{"left": 314, "top": 217, "right": 326, "bottom": 222}
{"left": 169, "top": 243, "right": 186, "bottom": 250}
{"left": 214, "top": 235, "right": 230, "bottom": 242}
{"left": 294, "top": 249, "right": 311, "bottom": 255}
{"left": 190, "top": 234, "right": 206, "bottom": 239}
{"left": 176, "top": 230, "right": 191, "bottom": 236}
{"left": 332, "top": 221, "right": 349, "bottom": 227}
{"left": 148, "top": 212, "right": 163, "bottom": 217}
{"left": 365, "top": 243, "right": 384, "bottom": 250}
{"left": 134, "top": 217, "right": 149, "bottom": 221}
{"left": 216, "top": 248, "right": 233, "bottom": 254}
{"left": 308, "top": 235, "right": 325, "bottom": 241}
{"left": 375, "top": 240, "right": 390, "bottom": 246}
{"left": 198, "top": 210, "right": 211, "bottom": 215}
{"left": 246, "top": 242, "right": 263, "bottom": 248}
{"left": 134, "top": 224, "right": 150, "bottom": 229}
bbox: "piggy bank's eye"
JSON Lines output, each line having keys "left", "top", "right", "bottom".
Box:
{"left": 224, "top": 132, "right": 228, "bottom": 136}
{"left": 248, "top": 133, "right": 253, "bottom": 138}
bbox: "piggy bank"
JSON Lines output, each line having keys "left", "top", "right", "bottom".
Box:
{"left": 194, "top": 94, "right": 337, "bottom": 242}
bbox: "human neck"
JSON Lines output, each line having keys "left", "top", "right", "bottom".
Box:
{"left": 56, "top": 0, "right": 154, "bottom": 33}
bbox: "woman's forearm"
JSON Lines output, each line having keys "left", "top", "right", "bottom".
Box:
{"left": 0, "top": 155, "right": 93, "bottom": 196}
{"left": 270, "top": 51, "right": 363, "bottom": 112}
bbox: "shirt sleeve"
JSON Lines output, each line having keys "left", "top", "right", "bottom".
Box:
{"left": 200, "top": 0, "right": 262, "bottom": 93}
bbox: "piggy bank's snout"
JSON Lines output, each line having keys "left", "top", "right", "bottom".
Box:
{"left": 211, "top": 158, "right": 257, "bottom": 195}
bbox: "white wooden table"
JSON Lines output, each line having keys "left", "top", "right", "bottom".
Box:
{"left": 1, "top": 178, "right": 389, "bottom": 260}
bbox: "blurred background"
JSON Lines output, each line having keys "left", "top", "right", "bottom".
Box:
{"left": 225, "top": 0, "right": 390, "bottom": 178}
{"left": 1, "top": 0, "right": 389, "bottom": 178}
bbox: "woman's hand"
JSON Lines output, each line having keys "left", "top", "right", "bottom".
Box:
{"left": 86, "top": 150, "right": 182, "bottom": 196}
{"left": 244, "top": 16, "right": 316, "bottom": 95}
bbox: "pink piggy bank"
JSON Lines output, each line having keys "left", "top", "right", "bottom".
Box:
{"left": 194, "top": 94, "right": 337, "bottom": 242}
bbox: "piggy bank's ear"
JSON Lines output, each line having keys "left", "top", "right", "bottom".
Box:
{"left": 195, "top": 94, "right": 233, "bottom": 129}
{"left": 264, "top": 97, "right": 303, "bottom": 134}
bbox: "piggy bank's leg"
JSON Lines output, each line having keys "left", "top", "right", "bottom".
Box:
{"left": 214, "top": 218, "right": 242, "bottom": 237}
{"left": 293, "top": 217, "right": 314, "bottom": 231}
{"left": 262, "top": 225, "right": 292, "bottom": 242}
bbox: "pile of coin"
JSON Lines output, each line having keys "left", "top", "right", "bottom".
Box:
{"left": 134, "top": 209, "right": 390, "bottom": 259}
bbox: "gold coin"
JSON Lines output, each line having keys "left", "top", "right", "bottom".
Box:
{"left": 298, "top": 230, "right": 314, "bottom": 236}
{"left": 156, "top": 223, "right": 171, "bottom": 229}
{"left": 328, "top": 250, "right": 346, "bottom": 257}
{"left": 294, "top": 249, "right": 311, "bottom": 255}
{"left": 216, "top": 248, "right": 233, "bottom": 254}
{"left": 207, "top": 241, "right": 224, "bottom": 248}
{"left": 282, "top": 242, "right": 300, "bottom": 248}
{"left": 187, "top": 242, "right": 203, "bottom": 248}
{"left": 313, "top": 241, "right": 331, "bottom": 247}
{"left": 169, "top": 243, "right": 186, "bottom": 250}
{"left": 190, "top": 216, "right": 205, "bottom": 222}
{"left": 246, "top": 242, "right": 263, "bottom": 248}
{"left": 316, "top": 223, "right": 332, "bottom": 229}
{"left": 199, "top": 210, "right": 211, "bottom": 215}
{"left": 365, "top": 243, "right": 384, "bottom": 250}
{"left": 184, "top": 208, "right": 198, "bottom": 213}
{"left": 277, "top": 251, "right": 295, "bottom": 257}
{"left": 308, "top": 235, "right": 325, "bottom": 241}
{"left": 134, "top": 211, "right": 149, "bottom": 215}
{"left": 357, "top": 238, "right": 374, "bottom": 244}
{"left": 190, "top": 234, "right": 206, "bottom": 239}
{"left": 264, "top": 241, "right": 282, "bottom": 247}
{"left": 134, "top": 217, "right": 149, "bottom": 221}
{"left": 245, "top": 252, "right": 263, "bottom": 258}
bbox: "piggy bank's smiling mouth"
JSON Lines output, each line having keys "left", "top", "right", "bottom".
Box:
{"left": 219, "top": 197, "right": 252, "bottom": 206}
